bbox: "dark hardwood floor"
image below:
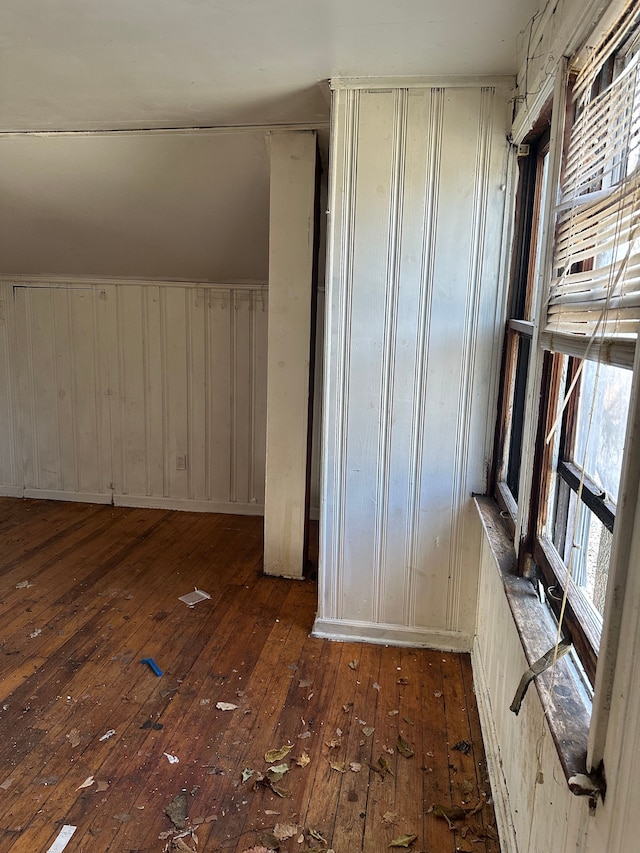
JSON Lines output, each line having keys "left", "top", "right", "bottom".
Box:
{"left": 0, "top": 498, "right": 499, "bottom": 852}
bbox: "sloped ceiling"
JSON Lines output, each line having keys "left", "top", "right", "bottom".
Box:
{"left": 0, "top": 0, "right": 539, "bottom": 132}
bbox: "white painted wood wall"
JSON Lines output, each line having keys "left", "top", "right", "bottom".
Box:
{"left": 316, "top": 84, "right": 511, "bottom": 648}
{"left": 0, "top": 279, "right": 269, "bottom": 513}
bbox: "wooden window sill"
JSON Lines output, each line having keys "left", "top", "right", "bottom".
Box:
{"left": 474, "top": 496, "right": 603, "bottom": 800}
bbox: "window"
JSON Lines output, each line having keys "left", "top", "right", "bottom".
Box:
{"left": 494, "top": 2, "right": 640, "bottom": 692}
{"left": 493, "top": 125, "right": 550, "bottom": 527}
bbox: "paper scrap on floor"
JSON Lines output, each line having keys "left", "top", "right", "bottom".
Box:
{"left": 179, "top": 588, "right": 211, "bottom": 606}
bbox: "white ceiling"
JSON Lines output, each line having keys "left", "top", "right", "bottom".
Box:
{"left": 1, "top": 0, "right": 539, "bottom": 132}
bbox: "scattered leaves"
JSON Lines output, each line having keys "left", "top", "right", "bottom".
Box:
{"left": 270, "top": 783, "right": 292, "bottom": 798}
{"left": 240, "top": 846, "right": 272, "bottom": 853}
{"left": 242, "top": 767, "right": 255, "bottom": 783}
{"left": 432, "top": 803, "right": 467, "bottom": 829}
{"left": 266, "top": 763, "right": 290, "bottom": 784}
{"left": 397, "top": 735, "right": 414, "bottom": 758}
{"left": 348, "top": 660, "right": 359, "bottom": 670}
{"left": 295, "top": 752, "right": 310, "bottom": 768}
{"left": 216, "top": 702, "right": 238, "bottom": 711}
{"left": 67, "top": 728, "right": 81, "bottom": 748}
{"left": 382, "top": 811, "right": 398, "bottom": 824}
{"left": 325, "top": 737, "right": 342, "bottom": 749}
{"left": 165, "top": 792, "right": 189, "bottom": 829}
{"left": 76, "top": 775, "right": 94, "bottom": 790}
{"left": 329, "top": 760, "right": 346, "bottom": 773}
{"left": 362, "top": 726, "right": 375, "bottom": 737}
{"left": 389, "top": 833, "right": 417, "bottom": 847}
{"left": 274, "top": 823, "right": 298, "bottom": 841}
{"left": 265, "top": 745, "right": 293, "bottom": 763}
{"left": 378, "top": 756, "right": 394, "bottom": 776}
{"left": 309, "top": 829, "right": 327, "bottom": 843}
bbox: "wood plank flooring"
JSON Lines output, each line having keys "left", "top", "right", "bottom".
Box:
{"left": 0, "top": 498, "right": 500, "bottom": 853}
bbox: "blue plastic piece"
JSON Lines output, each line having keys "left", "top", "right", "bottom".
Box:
{"left": 141, "top": 657, "right": 163, "bottom": 677}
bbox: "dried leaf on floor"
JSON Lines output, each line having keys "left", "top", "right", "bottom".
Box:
{"left": 216, "top": 702, "right": 238, "bottom": 711}
{"left": 309, "top": 828, "right": 327, "bottom": 843}
{"left": 165, "top": 792, "right": 189, "bottom": 829}
{"left": 432, "top": 803, "right": 467, "bottom": 829}
{"left": 362, "top": 726, "right": 375, "bottom": 737}
{"left": 389, "top": 833, "right": 417, "bottom": 847}
{"left": 295, "top": 751, "right": 310, "bottom": 767}
{"left": 273, "top": 823, "right": 298, "bottom": 841}
{"left": 76, "top": 775, "right": 94, "bottom": 791}
{"left": 242, "top": 768, "right": 255, "bottom": 783}
{"left": 265, "top": 745, "right": 293, "bottom": 763}
{"left": 378, "top": 756, "right": 394, "bottom": 776}
{"left": 382, "top": 811, "right": 398, "bottom": 824}
{"left": 433, "top": 690, "right": 442, "bottom": 698}
{"left": 397, "top": 735, "right": 414, "bottom": 758}
{"left": 270, "top": 783, "right": 292, "bottom": 798}
{"left": 266, "top": 763, "right": 290, "bottom": 784}
{"left": 66, "top": 728, "right": 81, "bottom": 748}
{"left": 325, "top": 738, "right": 341, "bottom": 749}
{"left": 298, "top": 679, "right": 312, "bottom": 688}
{"left": 348, "top": 660, "right": 359, "bottom": 670}
{"left": 329, "top": 760, "right": 346, "bottom": 773}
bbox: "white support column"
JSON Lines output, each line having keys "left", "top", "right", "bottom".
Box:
{"left": 264, "top": 130, "right": 317, "bottom": 578}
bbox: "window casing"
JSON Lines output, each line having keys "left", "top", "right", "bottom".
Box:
{"left": 494, "top": 8, "right": 640, "bottom": 694}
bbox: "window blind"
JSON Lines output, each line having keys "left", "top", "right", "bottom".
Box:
{"left": 541, "top": 10, "right": 640, "bottom": 365}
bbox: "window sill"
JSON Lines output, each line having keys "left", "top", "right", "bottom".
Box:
{"left": 474, "top": 495, "right": 604, "bottom": 800}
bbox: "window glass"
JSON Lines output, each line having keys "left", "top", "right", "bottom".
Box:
{"left": 573, "top": 360, "right": 632, "bottom": 502}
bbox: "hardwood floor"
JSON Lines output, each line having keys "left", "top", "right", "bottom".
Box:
{"left": 0, "top": 499, "right": 500, "bottom": 853}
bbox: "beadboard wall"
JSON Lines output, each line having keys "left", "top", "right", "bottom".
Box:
{"left": 0, "top": 278, "right": 273, "bottom": 513}
{"left": 316, "top": 83, "right": 512, "bottom": 648}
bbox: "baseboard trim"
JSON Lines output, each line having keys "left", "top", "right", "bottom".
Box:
{"left": 22, "top": 488, "right": 111, "bottom": 504}
{"left": 471, "top": 637, "right": 519, "bottom": 853}
{"left": 0, "top": 485, "right": 25, "bottom": 498}
{"left": 2, "top": 487, "right": 265, "bottom": 516}
{"left": 312, "top": 617, "right": 473, "bottom": 651}
{"left": 112, "top": 494, "right": 264, "bottom": 515}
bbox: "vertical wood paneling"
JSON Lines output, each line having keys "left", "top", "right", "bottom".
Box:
{"left": 0, "top": 284, "right": 18, "bottom": 487}
{"left": 0, "top": 279, "right": 270, "bottom": 513}
{"left": 207, "top": 289, "right": 233, "bottom": 502}
{"left": 318, "top": 83, "right": 510, "bottom": 646}
{"left": 341, "top": 89, "right": 396, "bottom": 623}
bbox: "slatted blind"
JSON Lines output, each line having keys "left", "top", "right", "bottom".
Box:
{"left": 542, "top": 6, "right": 640, "bottom": 365}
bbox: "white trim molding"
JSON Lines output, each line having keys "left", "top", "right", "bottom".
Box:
{"left": 312, "top": 617, "right": 473, "bottom": 652}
